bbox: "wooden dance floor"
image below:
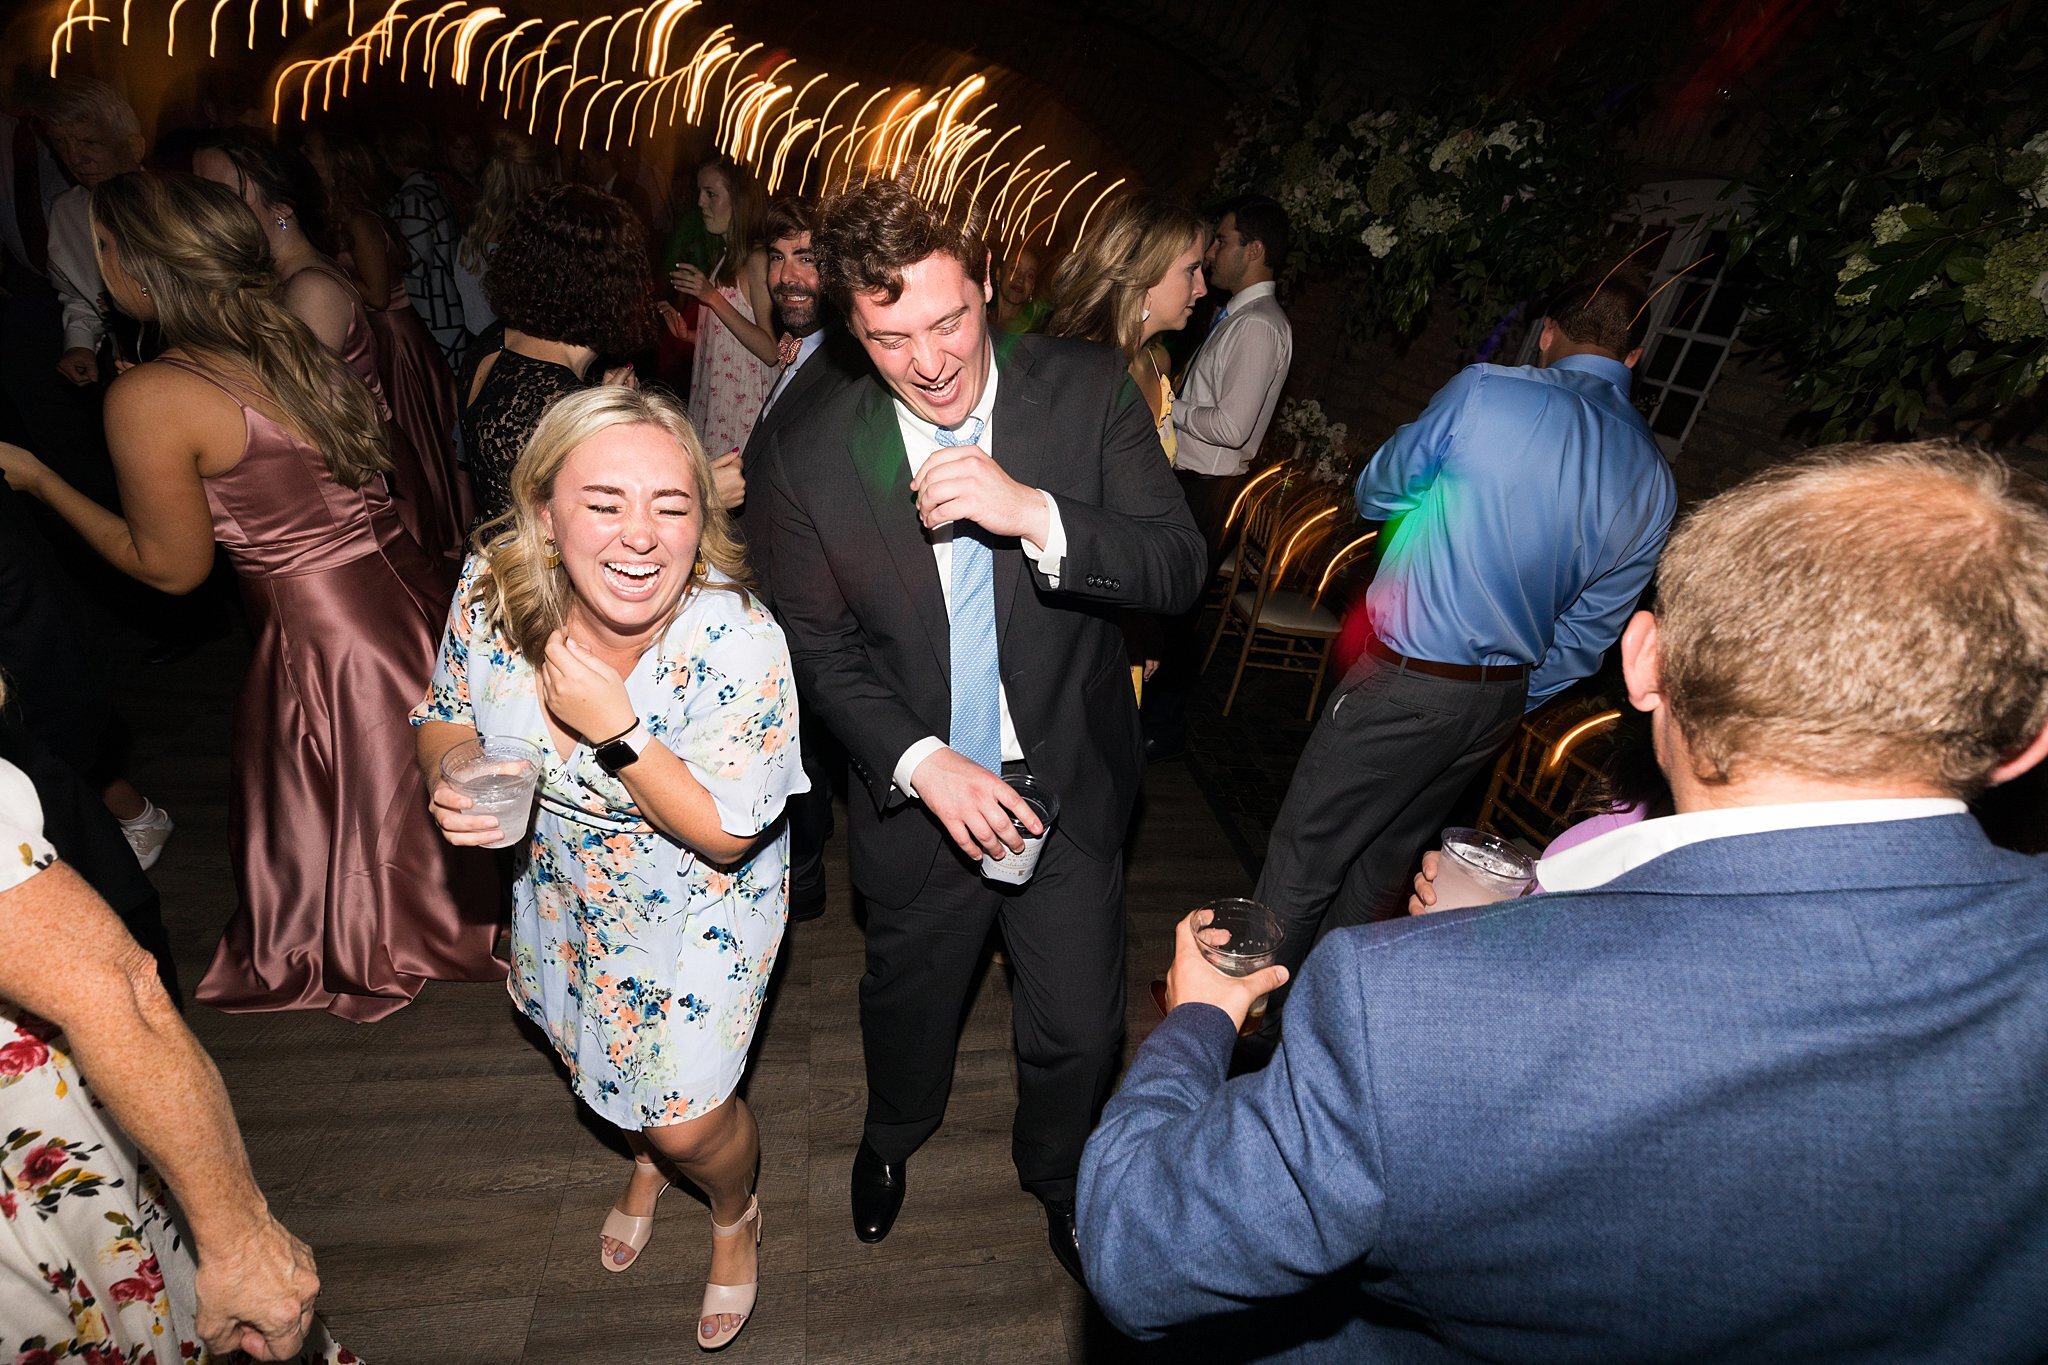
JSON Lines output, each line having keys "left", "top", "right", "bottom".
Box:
{"left": 128, "top": 634, "right": 1246, "bottom": 1362}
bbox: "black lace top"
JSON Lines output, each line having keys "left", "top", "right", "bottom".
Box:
{"left": 462, "top": 347, "right": 589, "bottom": 526}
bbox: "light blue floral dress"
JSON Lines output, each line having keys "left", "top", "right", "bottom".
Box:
{"left": 412, "top": 556, "right": 805, "bottom": 1130}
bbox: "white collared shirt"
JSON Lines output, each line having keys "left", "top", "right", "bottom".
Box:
{"left": 887, "top": 350, "right": 1069, "bottom": 796}
{"left": 46, "top": 184, "right": 104, "bottom": 355}
{"left": 1536, "top": 798, "right": 1969, "bottom": 892}
{"left": 1171, "top": 279, "right": 1293, "bottom": 477}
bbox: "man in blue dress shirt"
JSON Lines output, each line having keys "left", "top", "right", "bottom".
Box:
{"left": 1080, "top": 443, "right": 2048, "bottom": 1361}
{"left": 1252, "top": 270, "right": 1676, "bottom": 1024}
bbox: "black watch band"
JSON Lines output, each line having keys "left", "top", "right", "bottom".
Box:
{"left": 593, "top": 722, "right": 646, "bottom": 775}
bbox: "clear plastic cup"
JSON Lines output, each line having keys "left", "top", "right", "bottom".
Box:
{"left": 980, "top": 774, "right": 1058, "bottom": 885}
{"left": 1195, "top": 898, "right": 1285, "bottom": 977}
{"left": 1430, "top": 827, "right": 1536, "bottom": 911}
{"left": 440, "top": 736, "right": 543, "bottom": 850}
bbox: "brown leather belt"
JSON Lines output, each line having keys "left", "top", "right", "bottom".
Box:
{"left": 1367, "top": 636, "right": 1529, "bottom": 682}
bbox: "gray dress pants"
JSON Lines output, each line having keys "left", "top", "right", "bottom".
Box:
{"left": 1253, "top": 652, "right": 1527, "bottom": 1022}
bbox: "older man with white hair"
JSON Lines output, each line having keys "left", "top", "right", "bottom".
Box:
{"left": 1081, "top": 441, "right": 2048, "bottom": 1362}
{"left": 41, "top": 77, "right": 145, "bottom": 387}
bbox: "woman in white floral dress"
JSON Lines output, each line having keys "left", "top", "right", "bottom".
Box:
{"left": 414, "top": 385, "right": 802, "bottom": 1353}
{"left": 0, "top": 738, "right": 346, "bottom": 1361}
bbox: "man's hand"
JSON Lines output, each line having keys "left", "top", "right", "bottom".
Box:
{"left": 1161, "top": 908, "right": 1289, "bottom": 1032}
{"left": 658, "top": 300, "right": 694, "bottom": 344}
{"left": 911, "top": 747, "right": 1041, "bottom": 860}
{"left": 911, "top": 445, "right": 1049, "bottom": 547}
{"left": 56, "top": 347, "right": 97, "bottom": 386}
{"left": 710, "top": 448, "right": 744, "bottom": 509}
{"left": 601, "top": 363, "right": 640, "bottom": 390}
{"left": 1408, "top": 850, "right": 1442, "bottom": 915}
{"left": 192, "top": 1215, "right": 321, "bottom": 1361}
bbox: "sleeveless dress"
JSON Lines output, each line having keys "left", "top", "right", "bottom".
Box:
{"left": 688, "top": 279, "right": 775, "bottom": 458}
{"left": 167, "top": 358, "right": 506, "bottom": 1023}
{"left": 334, "top": 226, "right": 470, "bottom": 557}
{"left": 0, "top": 760, "right": 355, "bottom": 1362}
{"left": 413, "top": 558, "right": 804, "bottom": 1128}
{"left": 461, "top": 346, "right": 589, "bottom": 527}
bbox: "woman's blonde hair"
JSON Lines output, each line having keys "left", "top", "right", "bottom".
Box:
{"left": 90, "top": 171, "right": 389, "bottom": 488}
{"left": 461, "top": 131, "right": 560, "bottom": 273}
{"left": 1046, "top": 197, "right": 1208, "bottom": 360}
{"left": 474, "top": 386, "right": 753, "bottom": 667}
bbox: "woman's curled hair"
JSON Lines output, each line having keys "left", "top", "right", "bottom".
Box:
{"left": 484, "top": 182, "right": 656, "bottom": 357}
{"left": 89, "top": 171, "right": 389, "bottom": 488}
{"left": 473, "top": 385, "right": 752, "bottom": 668}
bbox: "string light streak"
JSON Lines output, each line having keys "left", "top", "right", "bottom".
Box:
{"left": 50, "top": 1, "right": 108, "bottom": 76}
{"left": 576, "top": 76, "right": 620, "bottom": 149}
{"left": 1072, "top": 176, "right": 1127, "bottom": 244}
{"left": 640, "top": 0, "right": 697, "bottom": 77}
{"left": 502, "top": 19, "right": 572, "bottom": 117}
{"left": 599, "top": 6, "right": 639, "bottom": 81}
{"left": 824, "top": 85, "right": 894, "bottom": 191}
{"left": 60, "top": 0, "right": 1131, "bottom": 250}
{"left": 480, "top": 16, "right": 536, "bottom": 102}
{"left": 1003, "top": 160, "right": 1066, "bottom": 245}
{"left": 768, "top": 115, "right": 816, "bottom": 191}
{"left": 1040, "top": 170, "right": 1097, "bottom": 248}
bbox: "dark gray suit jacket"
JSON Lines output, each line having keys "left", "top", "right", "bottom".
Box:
{"left": 764, "top": 332, "right": 1205, "bottom": 907}
{"left": 731, "top": 325, "right": 867, "bottom": 606}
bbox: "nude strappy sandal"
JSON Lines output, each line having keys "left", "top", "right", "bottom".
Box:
{"left": 598, "top": 1168, "right": 671, "bottom": 1273}
{"left": 698, "top": 1194, "right": 761, "bottom": 1352}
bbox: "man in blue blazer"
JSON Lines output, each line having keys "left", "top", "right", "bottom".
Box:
{"left": 1078, "top": 442, "right": 2048, "bottom": 1361}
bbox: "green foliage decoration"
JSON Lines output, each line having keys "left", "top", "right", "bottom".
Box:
{"left": 1729, "top": 1, "right": 2048, "bottom": 442}
{"left": 1211, "top": 90, "right": 1631, "bottom": 345}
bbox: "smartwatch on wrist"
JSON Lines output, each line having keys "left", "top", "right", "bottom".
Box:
{"left": 593, "top": 721, "right": 649, "bottom": 775}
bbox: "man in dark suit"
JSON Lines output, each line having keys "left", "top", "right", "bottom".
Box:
{"left": 766, "top": 179, "right": 1206, "bottom": 1278}
{"left": 732, "top": 196, "right": 867, "bottom": 921}
{"left": 1078, "top": 442, "right": 2048, "bottom": 1360}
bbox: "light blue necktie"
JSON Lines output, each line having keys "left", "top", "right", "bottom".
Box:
{"left": 939, "top": 417, "right": 1002, "bottom": 774}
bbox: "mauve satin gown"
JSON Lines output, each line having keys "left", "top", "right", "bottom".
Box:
{"left": 167, "top": 357, "right": 506, "bottom": 1022}
{"left": 296, "top": 259, "right": 470, "bottom": 562}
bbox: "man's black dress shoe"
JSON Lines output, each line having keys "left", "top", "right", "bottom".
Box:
{"left": 1043, "top": 1199, "right": 1084, "bottom": 1284}
{"left": 1143, "top": 735, "right": 1187, "bottom": 764}
{"left": 851, "top": 1140, "right": 905, "bottom": 1243}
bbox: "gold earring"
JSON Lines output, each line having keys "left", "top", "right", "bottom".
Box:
{"left": 694, "top": 555, "right": 709, "bottom": 579}
{"left": 544, "top": 539, "right": 561, "bottom": 569}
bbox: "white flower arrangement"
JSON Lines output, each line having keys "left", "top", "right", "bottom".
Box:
{"left": 1277, "top": 398, "right": 1351, "bottom": 484}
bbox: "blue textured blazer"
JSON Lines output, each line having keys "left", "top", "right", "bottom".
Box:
{"left": 1078, "top": 816, "right": 2048, "bottom": 1362}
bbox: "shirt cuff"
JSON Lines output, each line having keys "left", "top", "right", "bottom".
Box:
{"left": 893, "top": 736, "right": 948, "bottom": 800}
{"left": 1020, "top": 489, "right": 1066, "bottom": 586}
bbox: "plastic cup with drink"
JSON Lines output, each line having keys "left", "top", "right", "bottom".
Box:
{"left": 441, "top": 736, "right": 544, "bottom": 850}
{"left": 980, "top": 774, "right": 1058, "bottom": 885}
{"left": 1429, "top": 827, "right": 1537, "bottom": 911}
{"left": 1194, "top": 898, "right": 1285, "bottom": 977}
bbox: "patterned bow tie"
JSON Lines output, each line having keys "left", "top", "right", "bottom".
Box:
{"left": 776, "top": 333, "right": 803, "bottom": 367}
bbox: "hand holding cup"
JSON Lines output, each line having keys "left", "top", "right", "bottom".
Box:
{"left": 1162, "top": 904, "right": 1289, "bottom": 1031}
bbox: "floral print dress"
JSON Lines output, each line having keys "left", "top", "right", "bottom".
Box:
{"left": 412, "top": 557, "right": 805, "bottom": 1130}
{"left": 688, "top": 282, "right": 776, "bottom": 460}
{"left": 0, "top": 759, "right": 352, "bottom": 1365}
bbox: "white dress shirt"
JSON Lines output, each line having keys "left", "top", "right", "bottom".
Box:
{"left": 1170, "top": 280, "right": 1293, "bottom": 477}
{"left": 46, "top": 184, "right": 104, "bottom": 356}
{"left": 888, "top": 352, "right": 1069, "bottom": 797}
{"left": 1536, "top": 797, "right": 1969, "bottom": 892}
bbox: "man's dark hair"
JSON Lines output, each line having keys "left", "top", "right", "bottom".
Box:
{"left": 815, "top": 177, "right": 989, "bottom": 316}
{"left": 763, "top": 196, "right": 818, "bottom": 247}
{"left": 1544, "top": 266, "right": 1653, "bottom": 356}
{"left": 485, "top": 183, "right": 656, "bottom": 355}
{"left": 1227, "top": 195, "right": 1290, "bottom": 272}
